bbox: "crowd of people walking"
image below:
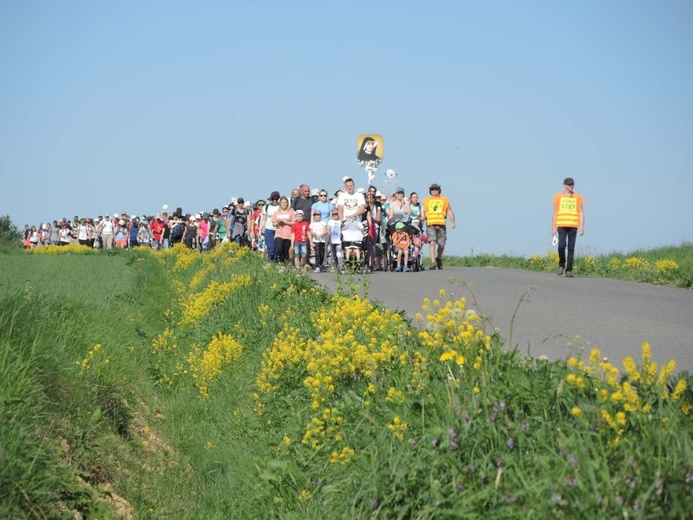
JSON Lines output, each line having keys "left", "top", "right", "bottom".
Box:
{"left": 22, "top": 178, "right": 457, "bottom": 272}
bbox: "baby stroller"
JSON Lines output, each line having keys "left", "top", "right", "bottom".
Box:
{"left": 341, "top": 219, "right": 367, "bottom": 273}
{"left": 384, "top": 215, "right": 423, "bottom": 272}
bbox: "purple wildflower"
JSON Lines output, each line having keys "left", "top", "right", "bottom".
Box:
{"left": 567, "top": 452, "right": 578, "bottom": 469}
{"left": 449, "top": 439, "right": 459, "bottom": 450}
{"left": 409, "top": 439, "right": 417, "bottom": 448}
{"left": 506, "top": 437, "right": 515, "bottom": 450}
{"left": 431, "top": 438, "right": 439, "bottom": 448}
{"left": 521, "top": 420, "right": 530, "bottom": 431}
{"left": 370, "top": 498, "right": 378, "bottom": 509}
{"left": 564, "top": 476, "right": 577, "bottom": 487}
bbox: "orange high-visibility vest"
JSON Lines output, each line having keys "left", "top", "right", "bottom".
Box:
{"left": 553, "top": 193, "right": 584, "bottom": 228}
{"left": 423, "top": 195, "right": 450, "bottom": 226}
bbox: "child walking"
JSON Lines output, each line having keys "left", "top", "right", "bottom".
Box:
{"left": 291, "top": 210, "right": 311, "bottom": 270}
{"left": 310, "top": 210, "right": 328, "bottom": 272}
{"left": 327, "top": 208, "right": 343, "bottom": 272}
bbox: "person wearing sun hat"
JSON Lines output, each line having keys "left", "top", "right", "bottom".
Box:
{"left": 422, "top": 183, "right": 455, "bottom": 270}
{"left": 552, "top": 177, "right": 585, "bottom": 278}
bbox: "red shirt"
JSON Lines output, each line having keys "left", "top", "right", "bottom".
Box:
{"left": 291, "top": 221, "right": 310, "bottom": 243}
{"left": 150, "top": 220, "right": 164, "bottom": 240}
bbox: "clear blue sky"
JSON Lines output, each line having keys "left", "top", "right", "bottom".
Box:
{"left": 1, "top": 0, "right": 691, "bottom": 256}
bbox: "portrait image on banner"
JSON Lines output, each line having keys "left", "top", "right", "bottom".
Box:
{"left": 356, "top": 134, "right": 384, "bottom": 166}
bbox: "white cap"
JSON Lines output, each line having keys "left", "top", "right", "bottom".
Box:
{"left": 310, "top": 188, "right": 320, "bottom": 197}
{"left": 231, "top": 197, "right": 238, "bottom": 205}
{"left": 195, "top": 213, "right": 201, "bottom": 219}
{"left": 342, "top": 176, "right": 351, "bottom": 183}
{"left": 295, "top": 209, "right": 304, "bottom": 215}
{"left": 119, "top": 219, "right": 125, "bottom": 225}
{"left": 114, "top": 213, "right": 119, "bottom": 218}
{"left": 356, "top": 187, "right": 366, "bottom": 194}
{"left": 376, "top": 191, "right": 383, "bottom": 198}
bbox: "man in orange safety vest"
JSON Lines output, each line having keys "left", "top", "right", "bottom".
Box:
{"left": 552, "top": 177, "right": 585, "bottom": 278}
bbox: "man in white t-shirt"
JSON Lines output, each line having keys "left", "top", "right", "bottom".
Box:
{"left": 337, "top": 178, "right": 365, "bottom": 222}
{"left": 98, "top": 215, "right": 115, "bottom": 249}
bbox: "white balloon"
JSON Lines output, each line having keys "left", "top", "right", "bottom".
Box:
{"left": 386, "top": 169, "right": 397, "bottom": 179}
{"left": 162, "top": 204, "right": 169, "bottom": 210}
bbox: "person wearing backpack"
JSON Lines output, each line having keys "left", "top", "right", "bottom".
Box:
{"left": 230, "top": 198, "right": 250, "bottom": 246}
{"left": 170, "top": 217, "right": 185, "bottom": 244}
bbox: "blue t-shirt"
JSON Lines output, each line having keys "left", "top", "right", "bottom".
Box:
{"left": 311, "top": 201, "right": 334, "bottom": 223}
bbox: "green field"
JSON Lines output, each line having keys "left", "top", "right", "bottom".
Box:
{"left": 1, "top": 244, "right": 692, "bottom": 518}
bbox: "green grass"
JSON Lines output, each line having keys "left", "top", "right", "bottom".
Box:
{"left": 442, "top": 241, "right": 693, "bottom": 288}
{"left": 1, "top": 244, "right": 691, "bottom": 518}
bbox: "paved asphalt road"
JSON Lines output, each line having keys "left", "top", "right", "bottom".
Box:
{"left": 310, "top": 267, "right": 693, "bottom": 374}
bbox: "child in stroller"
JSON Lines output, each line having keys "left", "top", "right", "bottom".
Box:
{"left": 385, "top": 215, "right": 423, "bottom": 272}
{"left": 391, "top": 222, "right": 411, "bottom": 272}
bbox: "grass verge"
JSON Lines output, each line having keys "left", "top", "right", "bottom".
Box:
{"left": 1, "top": 243, "right": 691, "bottom": 518}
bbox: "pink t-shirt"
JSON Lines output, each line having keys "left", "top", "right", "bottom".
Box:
{"left": 272, "top": 208, "right": 295, "bottom": 240}
{"left": 198, "top": 220, "right": 209, "bottom": 239}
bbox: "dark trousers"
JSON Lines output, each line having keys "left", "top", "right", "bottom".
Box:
{"left": 274, "top": 237, "right": 291, "bottom": 263}
{"left": 557, "top": 227, "right": 578, "bottom": 271}
{"left": 314, "top": 242, "right": 326, "bottom": 268}
{"left": 265, "top": 229, "right": 276, "bottom": 261}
